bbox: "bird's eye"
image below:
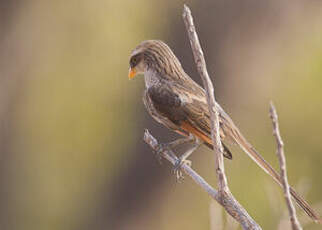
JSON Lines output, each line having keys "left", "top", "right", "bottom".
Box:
{"left": 130, "top": 55, "right": 140, "bottom": 68}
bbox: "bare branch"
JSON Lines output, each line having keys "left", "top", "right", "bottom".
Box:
{"left": 144, "top": 130, "right": 262, "bottom": 230}
{"left": 182, "top": 4, "right": 227, "bottom": 192}
{"left": 269, "top": 102, "right": 303, "bottom": 230}
{"left": 179, "top": 5, "right": 262, "bottom": 229}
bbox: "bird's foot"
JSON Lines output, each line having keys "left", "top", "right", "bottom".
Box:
{"left": 173, "top": 158, "right": 192, "bottom": 181}
{"left": 153, "top": 136, "right": 197, "bottom": 164}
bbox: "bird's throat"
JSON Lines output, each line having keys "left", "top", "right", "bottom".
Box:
{"left": 144, "top": 70, "right": 161, "bottom": 88}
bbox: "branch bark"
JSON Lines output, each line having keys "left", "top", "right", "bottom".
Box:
{"left": 144, "top": 130, "right": 261, "bottom": 230}
{"left": 182, "top": 4, "right": 227, "bottom": 192}
{"left": 269, "top": 102, "right": 303, "bottom": 230}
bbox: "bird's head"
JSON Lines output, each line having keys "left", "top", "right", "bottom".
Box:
{"left": 128, "top": 40, "right": 185, "bottom": 80}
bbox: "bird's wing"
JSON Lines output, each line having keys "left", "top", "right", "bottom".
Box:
{"left": 147, "top": 81, "right": 232, "bottom": 159}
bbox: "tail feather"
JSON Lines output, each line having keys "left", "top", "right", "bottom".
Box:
{"left": 234, "top": 133, "right": 321, "bottom": 223}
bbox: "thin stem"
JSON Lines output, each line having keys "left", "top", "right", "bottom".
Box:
{"left": 270, "top": 101, "right": 302, "bottom": 230}
{"left": 182, "top": 4, "right": 227, "bottom": 192}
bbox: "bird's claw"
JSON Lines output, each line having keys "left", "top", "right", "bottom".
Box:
{"left": 173, "top": 158, "right": 192, "bottom": 181}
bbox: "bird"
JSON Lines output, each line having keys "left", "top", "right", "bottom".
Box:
{"left": 128, "top": 39, "right": 320, "bottom": 223}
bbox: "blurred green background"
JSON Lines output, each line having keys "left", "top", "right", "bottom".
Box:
{"left": 0, "top": 0, "right": 321, "bottom": 229}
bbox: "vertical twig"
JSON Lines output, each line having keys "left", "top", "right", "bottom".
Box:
{"left": 269, "top": 101, "right": 303, "bottom": 230}
{"left": 181, "top": 5, "right": 261, "bottom": 230}
{"left": 182, "top": 4, "right": 228, "bottom": 192}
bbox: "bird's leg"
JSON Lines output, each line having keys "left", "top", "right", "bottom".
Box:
{"left": 155, "top": 134, "right": 196, "bottom": 163}
{"left": 173, "top": 138, "right": 202, "bottom": 180}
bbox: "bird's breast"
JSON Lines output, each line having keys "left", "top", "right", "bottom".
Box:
{"left": 144, "top": 70, "right": 161, "bottom": 88}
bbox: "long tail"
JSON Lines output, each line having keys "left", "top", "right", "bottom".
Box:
{"left": 179, "top": 107, "right": 320, "bottom": 222}
{"left": 234, "top": 131, "right": 321, "bottom": 223}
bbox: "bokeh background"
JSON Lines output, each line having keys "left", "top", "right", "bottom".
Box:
{"left": 0, "top": 0, "right": 321, "bottom": 229}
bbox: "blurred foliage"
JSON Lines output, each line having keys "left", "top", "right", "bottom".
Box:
{"left": 0, "top": 0, "right": 321, "bottom": 230}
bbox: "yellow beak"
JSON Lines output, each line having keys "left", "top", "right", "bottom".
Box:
{"left": 128, "top": 67, "right": 137, "bottom": 79}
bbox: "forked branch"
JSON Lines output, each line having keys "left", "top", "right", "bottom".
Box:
{"left": 143, "top": 5, "right": 311, "bottom": 230}
{"left": 144, "top": 130, "right": 261, "bottom": 230}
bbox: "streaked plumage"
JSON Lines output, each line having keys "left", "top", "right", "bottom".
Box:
{"left": 129, "top": 40, "right": 320, "bottom": 222}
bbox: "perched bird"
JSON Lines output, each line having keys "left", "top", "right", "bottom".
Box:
{"left": 129, "top": 40, "right": 320, "bottom": 222}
